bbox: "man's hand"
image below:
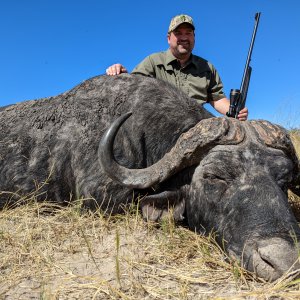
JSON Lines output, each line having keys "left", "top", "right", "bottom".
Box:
{"left": 210, "top": 98, "right": 248, "bottom": 121}
{"left": 237, "top": 107, "right": 248, "bottom": 121}
{"left": 106, "top": 64, "right": 128, "bottom": 76}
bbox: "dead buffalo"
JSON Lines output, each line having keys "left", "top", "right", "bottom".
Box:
{"left": 0, "top": 74, "right": 300, "bottom": 281}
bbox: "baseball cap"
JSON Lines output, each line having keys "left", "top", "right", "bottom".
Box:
{"left": 168, "top": 14, "right": 195, "bottom": 33}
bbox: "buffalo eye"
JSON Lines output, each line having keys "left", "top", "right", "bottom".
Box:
{"left": 203, "top": 173, "right": 227, "bottom": 182}
{"left": 202, "top": 172, "right": 229, "bottom": 199}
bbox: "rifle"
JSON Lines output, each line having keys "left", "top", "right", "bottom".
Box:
{"left": 226, "top": 12, "right": 261, "bottom": 119}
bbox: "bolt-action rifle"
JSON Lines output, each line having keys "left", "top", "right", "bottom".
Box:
{"left": 226, "top": 12, "right": 261, "bottom": 118}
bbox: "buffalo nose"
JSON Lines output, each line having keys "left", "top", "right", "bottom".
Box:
{"left": 248, "top": 238, "right": 300, "bottom": 282}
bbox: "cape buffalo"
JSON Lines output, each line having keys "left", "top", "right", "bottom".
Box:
{"left": 0, "top": 74, "right": 300, "bottom": 281}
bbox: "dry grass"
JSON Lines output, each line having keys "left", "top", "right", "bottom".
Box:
{"left": 289, "top": 130, "right": 300, "bottom": 219}
{"left": 1, "top": 199, "right": 300, "bottom": 300}
{"left": 0, "top": 130, "right": 300, "bottom": 299}
{"left": 290, "top": 130, "right": 300, "bottom": 153}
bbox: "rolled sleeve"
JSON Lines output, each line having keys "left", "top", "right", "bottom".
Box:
{"left": 132, "top": 56, "right": 156, "bottom": 77}
{"left": 207, "top": 65, "right": 226, "bottom": 101}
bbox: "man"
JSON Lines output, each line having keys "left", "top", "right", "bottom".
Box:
{"left": 106, "top": 14, "right": 248, "bottom": 120}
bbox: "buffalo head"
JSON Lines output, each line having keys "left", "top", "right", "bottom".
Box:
{"left": 99, "top": 113, "right": 300, "bottom": 281}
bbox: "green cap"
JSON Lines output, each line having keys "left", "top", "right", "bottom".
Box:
{"left": 168, "top": 14, "right": 195, "bottom": 33}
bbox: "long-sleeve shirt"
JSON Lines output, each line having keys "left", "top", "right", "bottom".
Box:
{"left": 132, "top": 49, "right": 226, "bottom": 105}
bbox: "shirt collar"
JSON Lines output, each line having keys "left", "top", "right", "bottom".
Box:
{"left": 165, "top": 49, "right": 195, "bottom": 69}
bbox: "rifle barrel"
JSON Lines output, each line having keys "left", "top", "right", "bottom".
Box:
{"left": 240, "top": 12, "right": 261, "bottom": 93}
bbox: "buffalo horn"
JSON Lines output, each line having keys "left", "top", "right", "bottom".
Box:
{"left": 98, "top": 114, "right": 244, "bottom": 189}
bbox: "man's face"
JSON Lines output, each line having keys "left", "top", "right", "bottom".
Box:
{"left": 167, "top": 23, "right": 195, "bottom": 59}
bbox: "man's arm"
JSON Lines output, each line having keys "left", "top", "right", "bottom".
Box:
{"left": 210, "top": 97, "right": 248, "bottom": 121}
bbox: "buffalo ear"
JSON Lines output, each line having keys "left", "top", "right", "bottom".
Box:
{"left": 140, "top": 190, "right": 185, "bottom": 222}
{"left": 250, "top": 121, "right": 300, "bottom": 193}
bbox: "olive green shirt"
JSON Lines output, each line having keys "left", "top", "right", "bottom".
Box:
{"left": 132, "top": 49, "right": 226, "bottom": 104}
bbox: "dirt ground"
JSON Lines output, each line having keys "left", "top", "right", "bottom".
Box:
{"left": 1, "top": 200, "right": 300, "bottom": 300}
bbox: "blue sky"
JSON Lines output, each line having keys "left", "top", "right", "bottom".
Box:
{"left": 1, "top": 0, "right": 300, "bottom": 128}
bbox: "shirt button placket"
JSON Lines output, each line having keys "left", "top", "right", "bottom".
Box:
{"left": 180, "top": 70, "right": 188, "bottom": 96}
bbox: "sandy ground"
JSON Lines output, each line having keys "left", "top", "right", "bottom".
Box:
{"left": 1, "top": 201, "right": 300, "bottom": 300}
